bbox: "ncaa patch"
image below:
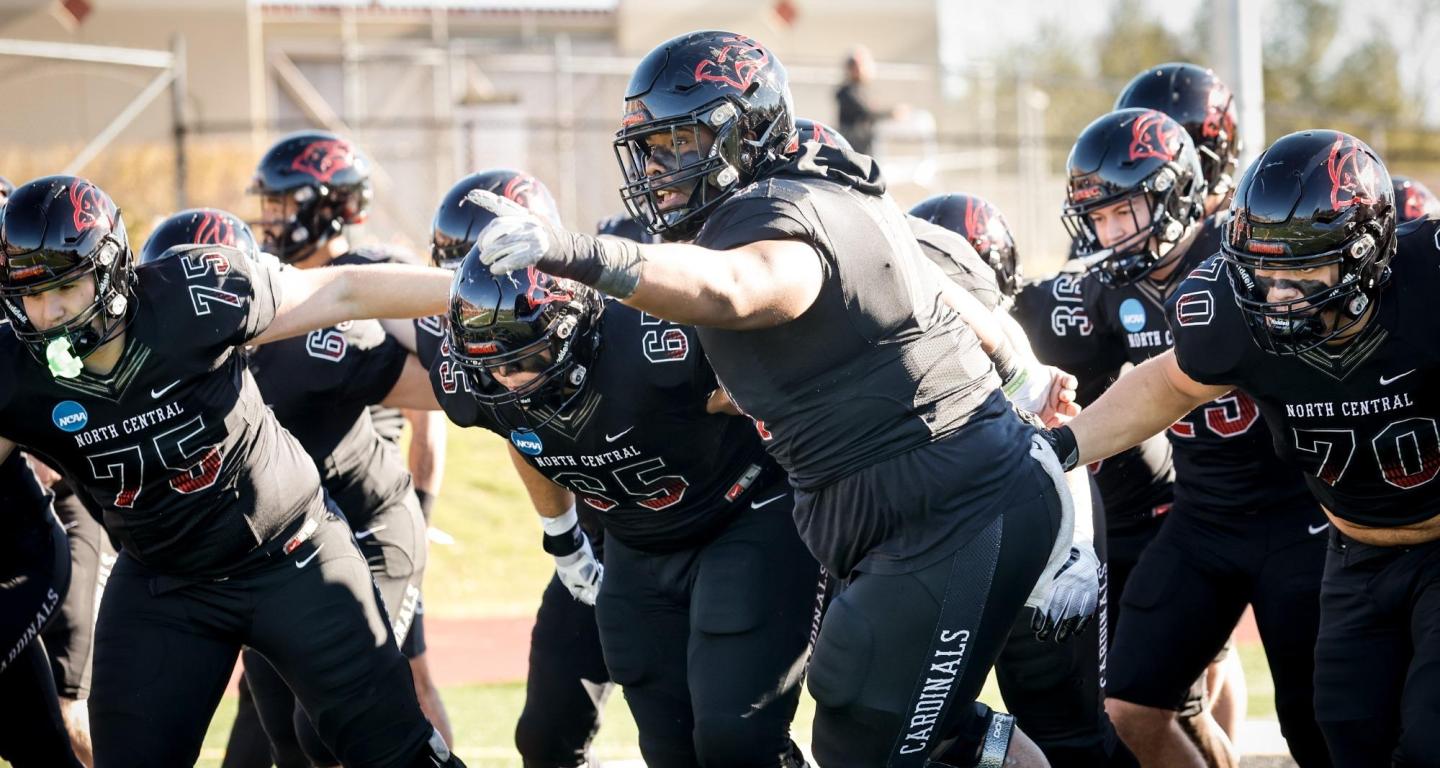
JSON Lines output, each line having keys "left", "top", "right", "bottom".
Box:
{"left": 511, "top": 429, "right": 544, "bottom": 456}
{"left": 52, "top": 400, "right": 89, "bottom": 433}
{"left": 1119, "top": 298, "right": 1147, "bottom": 332}
{"left": 1174, "top": 290, "right": 1215, "bottom": 327}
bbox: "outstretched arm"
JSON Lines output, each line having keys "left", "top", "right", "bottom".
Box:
{"left": 253, "top": 264, "right": 451, "bottom": 347}
{"left": 1067, "top": 350, "right": 1229, "bottom": 466}
{"left": 466, "top": 190, "right": 823, "bottom": 330}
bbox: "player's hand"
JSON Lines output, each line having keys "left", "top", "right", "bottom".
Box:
{"left": 1031, "top": 543, "right": 1100, "bottom": 642}
{"left": 467, "top": 190, "right": 561, "bottom": 275}
{"left": 541, "top": 505, "right": 603, "bottom": 605}
{"left": 468, "top": 190, "right": 645, "bottom": 299}
{"left": 1003, "top": 362, "right": 1078, "bottom": 427}
{"left": 1041, "top": 368, "right": 1080, "bottom": 426}
{"left": 555, "top": 537, "right": 603, "bottom": 606}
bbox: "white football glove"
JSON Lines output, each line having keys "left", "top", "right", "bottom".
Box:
{"left": 1026, "top": 434, "right": 1100, "bottom": 642}
{"left": 555, "top": 537, "right": 603, "bottom": 606}
{"left": 541, "top": 505, "right": 603, "bottom": 606}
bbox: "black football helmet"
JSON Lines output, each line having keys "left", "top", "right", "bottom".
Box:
{"left": 0, "top": 175, "right": 135, "bottom": 363}
{"left": 1062, "top": 108, "right": 1206, "bottom": 286}
{"left": 614, "top": 30, "right": 795, "bottom": 241}
{"left": 0, "top": 176, "right": 13, "bottom": 207}
{"left": 793, "top": 118, "right": 853, "bottom": 152}
{"left": 140, "top": 208, "right": 259, "bottom": 265}
{"left": 1222, "top": 130, "right": 1395, "bottom": 355}
{"left": 431, "top": 170, "right": 560, "bottom": 269}
{"left": 249, "top": 131, "right": 372, "bottom": 263}
{"left": 909, "top": 193, "right": 1021, "bottom": 298}
{"left": 1115, "top": 63, "right": 1240, "bottom": 199}
{"left": 447, "top": 250, "right": 604, "bottom": 423}
{"left": 596, "top": 212, "right": 660, "bottom": 243}
{"left": 1392, "top": 175, "right": 1440, "bottom": 224}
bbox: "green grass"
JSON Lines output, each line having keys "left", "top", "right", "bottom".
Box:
{"left": 420, "top": 423, "right": 557, "bottom": 618}
{"left": 187, "top": 644, "right": 1277, "bottom": 767}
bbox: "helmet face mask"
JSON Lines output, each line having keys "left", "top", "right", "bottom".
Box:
{"left": 1061, "top": 109, "right": 1205, "bottom": 288}
{"left": 447, "top": 257, "right": 603, "bottom": 429}
{"left": 1221, "top": 130, "right": 1396, "bottom": 355}
{"left": 613, "top": 31, "right": 794, "bottom": 242}
{"left": 249, "top": 132, "right": 372, "bottom": 263}
{"left": 0, "top": 176, "right": 135, "bottom": 365}
{"left": 615, "top": 103, "right": 747, "bottom": 241}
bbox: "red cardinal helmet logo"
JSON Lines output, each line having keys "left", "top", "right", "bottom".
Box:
{"left": 69, "top": 182, "right": 111, "bottom": 233}
{"left": 194, "top": 212, "right": 237, "bottom": 246}
{"left": 692, "top": 35, "right": 769, "bottom": 91}
{"left": 1128, "top": 111, "right": 1181, "bottom": 163}
{"left": 290, "top": 139, "right": 356, "bottom": 184}
{"left": 964, "top": 198, "right": 994, "bottom": 253}
{"left": 1201, "top": 83, "right": 1236, "bottom": 140}
{"left": 1326, "top": 135, "right": 1381, "bottom": 210}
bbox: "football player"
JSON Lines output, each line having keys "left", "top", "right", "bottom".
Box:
{"left": 1047, "top": 129, "right": 1440, "bottom": 766}
{"left": 1057, "top": 109, "right": 1330, "bottom": 768}
{"left": 434, "top": 207, "right": 822, "bottom": 764}
{"left": 248, "top": 132, "right": 453, "bottom": 743}
{"left": 429, "top": 170, "right": 616, "bottom": 768}
{"left": 1392, "top": 175, "right": 1440, "bottom": 223}
{"left": 913, "top": 191, "right": 1138, "bottom": 768}
{"left": 465, "top": 30, "right": 1091, "bottom": 767}
{"left": 0, "top": 452, "right": 84, "bottom": 768}
{"left": 139, "top": 208, "right": 438, "bottom": 767}
{"left": 0, "top": 175, "right": 462, "bottom": 767}
{"left": 1112, "top": 59, "right": 1251, "bottom": 749}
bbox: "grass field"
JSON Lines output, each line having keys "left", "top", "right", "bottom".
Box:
{"left": 189, "top": 643, "right": 1279, "bottom": 767}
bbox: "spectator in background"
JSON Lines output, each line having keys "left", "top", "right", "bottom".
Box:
{"left": 835, "top": 45, "right": 905, "bottom": 156}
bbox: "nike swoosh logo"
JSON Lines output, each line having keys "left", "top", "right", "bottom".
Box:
{"left": 1308, "top": 523, "right": 1330, "bottom": 535}
{"left": 604, "top": 427, "right": 634, "bottom": 443}
{"left": 354, "top": 525, "right": 388, "bottom": 541}
{"left": 1379, "top": 370, "right": 1415, "bottom": 386}
{"left": 150, "top": 379, "right": 182, "bottom": 399}
{"left": 295, "top": 543, "right": 325, "bottom": 568}
{"left": 750, "top": 493, "right": 787, "bottom": 510}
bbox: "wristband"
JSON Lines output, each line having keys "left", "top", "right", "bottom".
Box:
{"left": 540, "top": 505, "right": 584, "bottom": 557}
{"left": 548, "top": 233, "right": 645, "bottom": 299}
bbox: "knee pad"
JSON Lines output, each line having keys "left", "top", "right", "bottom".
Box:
{"left": 513, "top": 707, "right": 584, "bottom": 766}
{"left": 806, "top": 596, "right": 872, "bottom": 710}
{"left": 293, "top": 706, "right": 339, "bottom": 767}
{"left": 692, "top": 714, "right": 797, "bottom": 767}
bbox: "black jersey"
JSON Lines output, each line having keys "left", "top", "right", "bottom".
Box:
{"left": 413, "top": 313, "right": 447, "bottom": 372}
{"left": 333, "top": 246, "right": 418, "bottom": 444}
{"left": 1013, "top": 270, "right": 1175, "bottom": 522}
{"left": 247, "top": 319, "right": 411, "bottom": 528}
{"left": 432, "top": 301, "right": 778, "bottom": 553}
{"left": 1084, "top": 217, "right": 1311, "bottom": 514}
{"left": 907, "top": 215, "right": 1005, "bottom": 311}
{"left": 1169, "top": 218, "right": 1440, "bottom": 528}
{"left": 693, "top": 144, "right": 1025, "bottom": 492}
{"left": 0, "top": 244, "right": 320, "bottom": 576}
